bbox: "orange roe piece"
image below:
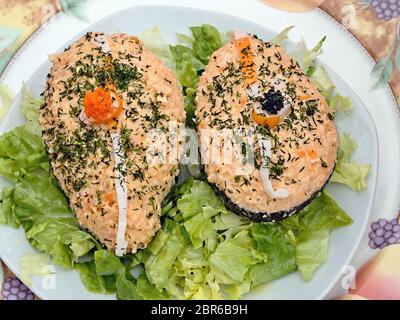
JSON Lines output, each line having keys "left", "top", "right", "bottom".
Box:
{"left": 84, "top": 86, "right": 123, "bottom": 125}
{"left": 235, "top": 37, "right": 257, "bottom": 85}
{"left": 307, "top": 149, "right": 318, "bottom": 160}
{"left": 252, "top": 108, "right": 281, "bottom": 128}
{"left": 104, "top": 191, "right": 117, "bottom": 204}
{"left": 300, "top": 94, "right": 312, "bottom": 101}
{"left": 296, "top": 150, "right": 306, "bottom": 158}
{"left": 296, "top": 149, "right": 318, "bottom": 160}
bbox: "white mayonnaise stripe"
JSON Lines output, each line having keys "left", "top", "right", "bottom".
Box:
{"left": 257, "top": 133, "right": 289, "bottom": 199}
{"left": 111, "top": 132, "right": 128, "bottom": 257}
{"left": 94, "top": 34, "right": 128, "bottom": 256}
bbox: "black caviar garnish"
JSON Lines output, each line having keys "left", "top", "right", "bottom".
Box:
{"left": 261, "top": 89, "right": 284, "bottom": 115}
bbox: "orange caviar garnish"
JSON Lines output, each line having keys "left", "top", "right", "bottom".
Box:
{"left": 251, "top": 108, "right": 281, "bottom": 128}
{"left": 236, "top": 37, "right": 257, "bottom": 85}
{"left": 296, "top": 149, "right": 318, "bottom": 160}
{"left": 300, "top": 94, "right": 312, "bottom": 101}
{"left": 104, "top": 191, "right": 117, "bottom": 204}
{"left": 307, "top": 149, "right": 318, "bottom": 160}
{"left": 296, "top": 150, "right": 306, "bottom": 158}
{"left": 83, "top": 86, "right": 123, "bottom": 125}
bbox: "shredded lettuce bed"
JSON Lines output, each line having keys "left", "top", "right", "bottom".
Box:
{"left": 0, "top": 25, "right": 369, "bottom": 300}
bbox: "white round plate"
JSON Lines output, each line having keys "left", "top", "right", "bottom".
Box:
{"left": 0, "top": 0, "right": 399, "bottom": 300}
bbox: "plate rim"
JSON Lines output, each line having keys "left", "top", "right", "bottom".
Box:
{"left": 0, "top": 3, "right": 385, "bottom": 300}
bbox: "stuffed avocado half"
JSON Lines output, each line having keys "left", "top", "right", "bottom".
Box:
{"left": 195, "top": 34, "right": 339, "bottom": 222}
{"left": 40, "top": 32, "right": 186, "bottom": 255}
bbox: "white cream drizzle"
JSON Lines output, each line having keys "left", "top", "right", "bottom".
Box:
{"left": 257, "top": 133, "right": 289, "bottom": 199}
{"left": 111, "top": 132, "right": 128, "bottom": 257}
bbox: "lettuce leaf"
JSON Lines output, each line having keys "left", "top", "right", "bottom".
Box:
{"left": 329, "top": 94, "right": 352, "bottom": 114}
{"left": 177, "top": 180, "right": 225, "bottom": 220}
{"left": 77, "top": 250, "right": 168, "bottom": 299}
{"left": 280, "top": 192, "right": 352, "bottom": 280}
{"left": 209, "top": 231, "right": 261, "bottom": 283}
{"left": 331, "top": 133, "right": 371, "bottom": 191}
{"left": 295, "top": 229, "right": 330, "bottom": 281}
{"left": 76, "top": 262, "right": 116, "bottom": 295}
{"left": 270, "top": 26, "right": 294, "bottom": 45}
{"left": 169, "top": 25, "right": 224, "bottom": 127}
{"left": 170, "top": 45, "right": 204, "bottom": 72}
{"left": 20, "top": 83, "right": 42, "bottom": 135}
{"left": 282, "top": 192, "right": 353, "bottom": 232}
{"left": 190, "top": 24, "right": 223, "bottom": 64}
{"left": 184, "top": 206, "right": 220, "bottom": 249}
{"left": 248, "top": 223, "right": 296, "bottom": 287}
{"left": 144, "top": 221, "right": 187, "bottom": 289}
{"left": 0, "top": 187, "right": 18, "bottom": 227}
{"left": 332, "top": 162, "right": 371, "bottom": 191}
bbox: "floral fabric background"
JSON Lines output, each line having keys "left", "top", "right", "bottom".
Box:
{"left": 0, "top": 0, "right": 399, "bottom": 300}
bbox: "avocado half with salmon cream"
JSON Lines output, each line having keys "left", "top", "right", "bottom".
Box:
{"left": 195, "top": 33, "right": 339, "bottom": 222}
{"left": 40, "top": 32, "right": 186, "bottom": 255}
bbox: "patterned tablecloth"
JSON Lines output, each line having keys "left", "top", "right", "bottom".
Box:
{"left": 0, "top": 0, "right": 399, "bottom": 300}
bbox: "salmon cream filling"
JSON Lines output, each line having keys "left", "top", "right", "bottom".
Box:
{"left": 234, "top": 32, "right": 289, "bottom": 199}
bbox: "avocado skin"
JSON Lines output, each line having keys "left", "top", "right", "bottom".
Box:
{"left": 208, "top": 166, "right": 335, "bottom": 222}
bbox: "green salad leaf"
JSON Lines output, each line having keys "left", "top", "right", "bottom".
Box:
{"left": 270, "top": 26, "right": 294, "bottom": 45}
{"left": 329, "top": 94, "right": 352, "bottom": 114}
{"left": 0, "top": 187, "right": 18, "bottom": 227}
{"left": 170, "top": 24, "right": 224, "bottom": 127}
{"left": 331, "top": 133, "right": 371, "bottom": 191}
{"left": 190, "top": 25, "right": 223, "bottom": 64}
{"left": 295, "top": 229, "right": 329, "bottom": 281}
{"left": 279, "top": 191, "right": 353, "bottom": 280}
{"left": 170, "top": 45, "right": 204, "bottom": 72}
{"left": 209, "top": 230, "right": 261, "bottom": 283}
{"left": 282, "top": 192, "right": 353, "bottom": 232}
{"left": 248, "top": 224, "right": 296, "bottom": 287}
{"left": 75, "top": 262, "right": 116, "bottom": 295}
